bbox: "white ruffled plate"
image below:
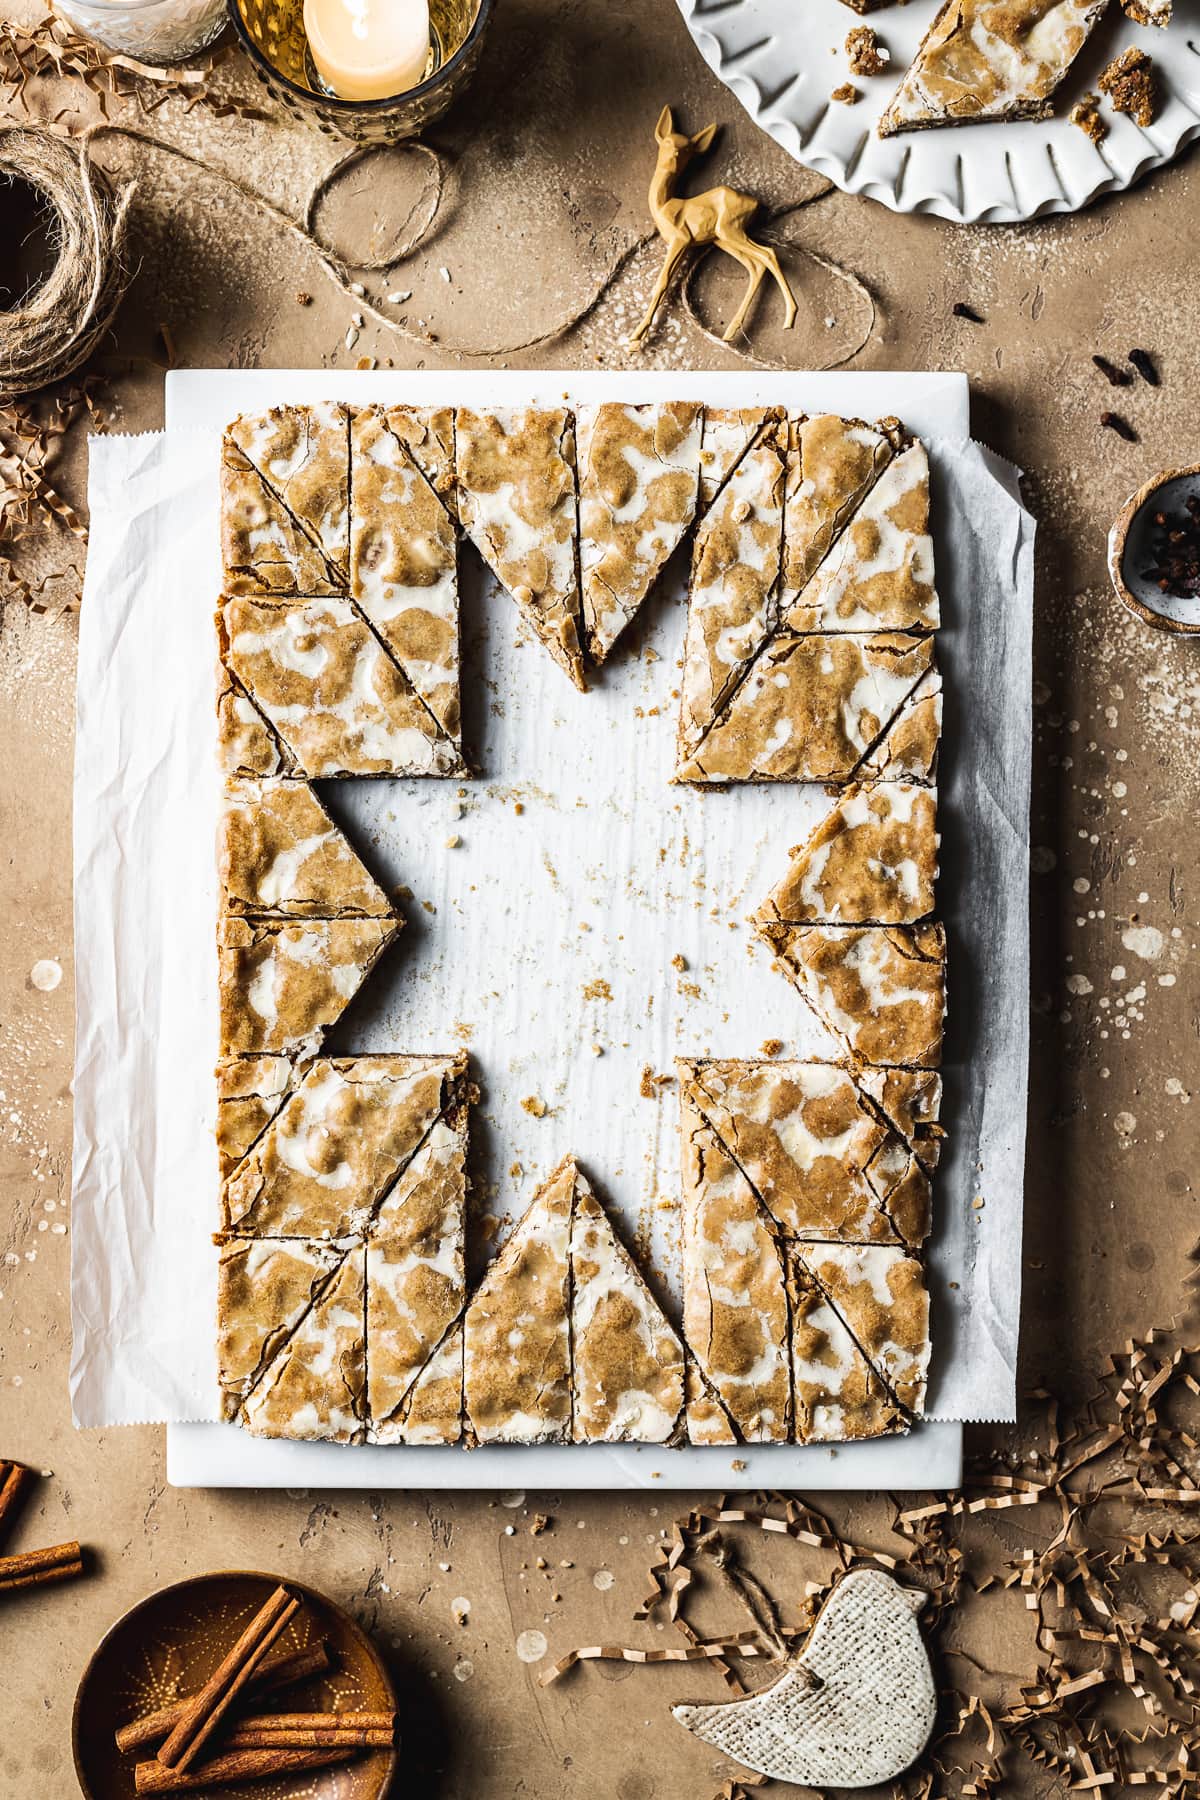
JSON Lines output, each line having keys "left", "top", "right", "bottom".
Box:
{"left": 676, "top": 0, "right": 1200, "bottom": 223}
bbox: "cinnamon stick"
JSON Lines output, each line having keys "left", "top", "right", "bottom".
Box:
{"left": 222, "top": 1726, "right": 394, "bottom": 1751}
{"left": 0, "top": 1540, "right": 83, "bottom": 1592}
{"left": 134, "top": 1745, "right": 355, "bottom": 1793}
{"left": 156, "top": 1584, "right": 298, "bottom": 1772}
{"left": 0, "top": 1462, "right": 32, "bottom": 1547}
{"left": 114, "top": 1640, "right": 333, "bottom": 1754}
{"left": 228, "top": 1712, "right": 395, "bottom": 1733}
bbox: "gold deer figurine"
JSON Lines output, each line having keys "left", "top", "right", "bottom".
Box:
{"left": 629, "top": 106, "right": 798, "bottom": 348}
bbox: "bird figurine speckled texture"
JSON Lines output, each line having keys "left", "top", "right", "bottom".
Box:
{"left": 671, "top": 1566, "right": 937, "bottom": 1788}
{"left": 628, "top": 105, "right": 798, "bottom": 348}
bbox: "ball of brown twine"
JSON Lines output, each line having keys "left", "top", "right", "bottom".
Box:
{"left": 0, "top": 127, "right": 135, "bottom": 403}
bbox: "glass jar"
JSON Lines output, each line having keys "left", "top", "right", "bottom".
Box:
{"left": 53, "top": 0, "right": 227, "bottom": 62}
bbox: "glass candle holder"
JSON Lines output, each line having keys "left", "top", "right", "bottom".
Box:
{"left": 228, "top": 0, "right": 494, "bottom": 144}
{"left": 54, "top": 0, "right": 227, "bottom": 61}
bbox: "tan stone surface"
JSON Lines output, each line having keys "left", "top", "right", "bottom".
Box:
{"left": 3, "top": 0, "right": 1200, "bottom": 1788}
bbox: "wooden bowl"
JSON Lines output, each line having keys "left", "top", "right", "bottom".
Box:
{"left": 1107, "top": 462, "right": 1200, "bottom": 635}
{"left": 72, "top": 1570, "right": 396, "bottom": 1800}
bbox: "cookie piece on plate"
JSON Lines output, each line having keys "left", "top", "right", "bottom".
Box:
{"left": 217, "top": 917, "right": 400, "bottom": 1061}
{"left": 215, "top": 1235, "right": 345, "bottom": 1420}
{"left": 220, "top": 1052, "right": 466, "bottom": 1238}
{"left": 219, "top": 777, "right": 395, "bottom": 919}
{"left": 570, "top": 1175, "right": 686, "bottom": 1443}
{"left": 858, "top": 1067, "right": 946, "bottom": 1172}
{"left": 858, "top": 665, "right": 941, "bottom": 784}
{"left": 225, "top": 403, "right": 350, "bottom": 586}
{"left": 221, "top": 442, "right": 337, "bottom": 598}
{"left": 684, "top": 1360, "right": 740, "bottom": 1445}
{"left": 760, "top": 922, "right": 947, "bottom": 1070}
{"left": 677, "top": 631, "right": 933, "bottom": 784}
{"left": 699, "top": 406, "right": 782, "bottom": 511}
{"left": 878, "top": 0, "right": 1109, "bottom": 136}
{"left": 462, "top": 1156, "right": 575, "bottom": 1444}
{"left": 783, "top": 443, "right": 937, "bottom": 634}
{"left": 790, "top": 1255, "right": 908, "bottom": 1442}
{"left": 576, "top": 401, "right": 703, "bottom": 663}
{"left": 677, "top": 422, "right": 787, "bottom": 760}
{"left": 380, "top": 1317, "right": 465, "bottom": 1445}
{"left": 756, "top": 781, "right": 938, "bottom": 926}
{"left": 373, "top": 403, "right": 457, "bottom": 517}
{"left": 367, "top": 1105, "right": 469, "bottom": 1443}
{"left": 455, "top": 407, "right": 586, "bottom": 690}
{"left": 215, "top": 1055, "right": 298, "bottom": 1180}
{"left": 802, "top": 1243, "right": 931, "bottom": 1416}
{"left": 680, "top": 1090, "right": 791, "bottom": 1442}
{"left": 219, "top": 595, "right": 462, "bottom": 778}
{"left": 350, "top": 407, "right": 462, "bottom": 744}
{"left": 239, "top": 1244, "right": 367, "bottom": 1441}
{"left": 782, "top": 413, "right": 899, "bottom": 602}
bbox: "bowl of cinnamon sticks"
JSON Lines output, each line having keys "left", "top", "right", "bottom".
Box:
{"left": 73, "top": 1571, "right": 396, "bottom": 1798}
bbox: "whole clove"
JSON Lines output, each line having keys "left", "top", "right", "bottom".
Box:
{"left": 1100, "top": 412, "right": 1138, "bottom": 442}
{"left": 1128, "top": 348, "right": 1159, "bottom": 386}
{"left": 1141, "top": 494, "right": 1200, "bottom": 599}
{"left": 952, "top": 302, "right": 984, "bottom": 322}
{"left": 1092, "top": 354, "right": 1131, "bottom": 387}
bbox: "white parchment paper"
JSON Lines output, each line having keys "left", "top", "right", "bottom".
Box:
{"left": 70, "top": 371, "right": 1032, "bottom": 1486}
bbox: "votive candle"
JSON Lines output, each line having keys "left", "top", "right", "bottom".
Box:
{"left": 303, "top": 0, "right": 432, "bottom": 101}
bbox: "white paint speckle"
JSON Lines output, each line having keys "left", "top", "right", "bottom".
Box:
{"left": 30, "top": 959, "right": 62, "bottom": 992}
{"left": 593, "top": 1568, "right": 615, "bottom": 1592}
{"left": 1114, "top": 1112, "right": 1137, "bottom": 1138}
{"left": 500, "top": 1490, "right": 525, "bottom": 1509}
{"left": 1066, "top": 974, "right": 1093, "bottom": 996}
{"left": 453, "top": 1658, "right": 474, "bottom": 1682}
{"left": 451, "top": 1596, "right": 471, "bottom": 1626}
{"left": 1122, "top": 926, "right": 1164, "bottom": 961}
{"left": 516, "top": 1629, "right": 548, "bottom": 1664}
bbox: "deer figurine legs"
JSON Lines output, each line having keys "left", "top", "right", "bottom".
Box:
{"left": 720, "top": 229, "right": 798, "bottom": 342}
{"left": 629, "top": 231, "right": 692, "bottom": 347}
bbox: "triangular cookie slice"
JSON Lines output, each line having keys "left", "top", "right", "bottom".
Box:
{"left": 677, "top": 423, "right": 787, "bottom": 760}
{"left": 216, "top": 1056, "right": 298, "bottom": 1180}
{"left": 857, "top": 665, "right": 941, "bottom": 784}
{"left": 221, "top": 444, "right": 337, "bottom": 597}
{"left": 219, "top": 777, "right": 395, "bottom": 919}
{"left": 455, "top": 407, "right": 586, "bottom": 690}
{"left": 576, "top": 401, "right": 703, "bottom": 663}
{"left": 462, "top": 1157, "right": 574, "bottom": 1444}
{"left": 366, "top": 1105, "right": 468, "bottom": 1436}
{"left": 240, "top": 1244, "right": 367, "bottom": 1441}
{"left": 759, "top": 923, "right": 947, "bottom": 1070}
{"left": 226, "top": 403, "right": 350, "bottom": 586}
{"left": 680, "top": 1091, "right": 791, "bottom": 1442}
{"left": 677, "top": 631, "right": 933, "bottom": 785}
{"left": 216, "top": 1235, "right": 345, "bottom": 1419}
{"left": 350, "top": 407, "right": 461, "bottom": 743}
{"left": 800, "top": 1244, "right": 931, "bottom": 1416}
{"left": 755, "top": 782, "right": 938, "bottom": 926}
{"left": 684, "top": 1359, "right": 740, "bottom": 1445}
{"left": 699, "top": 406, "right": 782, "bottom": 511}
{"left": 858, "top": 1067, "right": 945, "bottom": 1172}
{"left": 877, "top": 0, "right": 1108, "bottom": 136}
{"left": 789, "top": 1254, "right": 907, "bottom": 1442}
{"left": 216, "top": 664, "right": 292, "bottom": 778}
{"left": 220, "top": 1052, "right": 466, "bottom": 1237}
{"left": 784, "top": 444, "right": 937, "bottom": 634}
{"left": 217, "top": 917, "right": 400, "bottom": 1061}
{"left": 681, "top": 1058, "right": 927, "bottom": 1247}
{"left": 376, "top": 404, "right": 457, "bottom": 519}
{"left": 219, "top": 595, "right": 462, "bottom": 778}
{"left": 782, "top": 413, "right": 898, "bottom": 603}
{"left": 570, "top": 1176, "right": 686, "bottom": 1443}
{"left": 378, "top": 1316, "right": 464, "bottom": 1445}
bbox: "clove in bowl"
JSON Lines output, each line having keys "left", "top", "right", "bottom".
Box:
{"left": 1108, "top": 463, "right": 1200, "bottom": 635}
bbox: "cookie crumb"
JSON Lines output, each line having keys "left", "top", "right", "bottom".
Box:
{"left": 845, "top": 25, "right": 888, "bottom": 75}
{"left": 831, "top": 81, "right": 861, "bottom": 104}
{"left": 1069, "top": 92, "right": 1106, "bottom": 145}
{"left": 760, "top": 1038, "right": 784, "bottom": 1058}
{"left": 521, "top": 1094, "right": 547, "bottom": 1118}
{"left": 1098, "top": 46, "right": 1156, "bottom": 128}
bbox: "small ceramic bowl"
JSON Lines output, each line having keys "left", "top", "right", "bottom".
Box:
{"left": 73, "top": 1569, "right": 397, "bottom": 1800}
{"left": 1107, "top": 462, "right": 1200, "bottom": 636}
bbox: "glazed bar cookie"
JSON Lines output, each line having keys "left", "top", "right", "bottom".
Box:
{"left": 220, "top": 1053, "right": 466, "bottom": 1238}
{"left": 858, "top": 1067, "right": 945, "bottom": 1173}
{"left": 455, "top": 407, "right": 586, "bottom": 690}
{"left": 462, "top": 1157, "right": 574, "bottom": 1445}
{"left": 699, "top": 406, "right": 782, "bottom": 511}
{"left": 350, "top": 407, "right": 462, "bottom": 744}
{"left": 221, "top": 442, "right": 338, "bottom": 598}
{"left": 215, "top": 1055, "right": 297, "bottom": 1180}
{"left": 570, "top": 1176, "right": 686, "bottom": 1444}
{"left": 681, "top": 1058, "right": 930, "bottom": 1248}
{"left": 367, "top": 1106, "right": 468, "bottom": 1442}
{"left": 374, "top": 404, "right": 457, "bottom": 517}
{"left": 240, "top": 1245, "right": 367, "bottom": 1442}
{"left": 380, "top": 1317, "right": 465, "bottom": 1445}
{"left": 878, "top": 0, "right": 1108, "bottom": 136}
{"left": 756, "top": 782, "right": 938, "bottom": 926}
{"left": 680, "top": 1090, "right": 791, "bottom": 1442}
{"left": 684, "top": 1360, "right": 739, "bottom": 1446}
{"left": 760, "top": 923, "right": 947, "bottom": 1070}
{"left": 219, "top": 777, "right": 395, "bottom": 919}
{"left": 217, "top": 917, "right": 400, "bottom": 1062}
{"left": 801, "top": 1243, "right": 931, "bottom": 1416}
{"left": 677, "top": 422, "right": 787, "bottom": 760}
{"left": 782, "top": 414, "right": 898, "bottom": 603}
{"left": 677, "top": 631, "right": 933, "bottom": 785}
{"left": 783, "top": 444, "right": 937, "bottom": 634}
{"left": 219, "top": 596, "right": 462, "bottom": 778}
{"left": 576, "top": 401, "right": 703, "bottom": 664}
{"left": 215, "top": 1235, "right": 345, "bottom": 1420}
{"left": 858, "top": 665, "right": 941, "bottom": 784}
{"left": 225, "top": 403, "right": 350, "bottom": 587}
{"left": 216, "top": 663, "right": 289, "bottom": 779}
{"left": 789, "top": 1256, "right": 906, "bottom": 1442}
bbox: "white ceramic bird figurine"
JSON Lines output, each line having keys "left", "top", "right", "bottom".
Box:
{"left": 672, "top": 1567, "right": 937, "bottom": 1789}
